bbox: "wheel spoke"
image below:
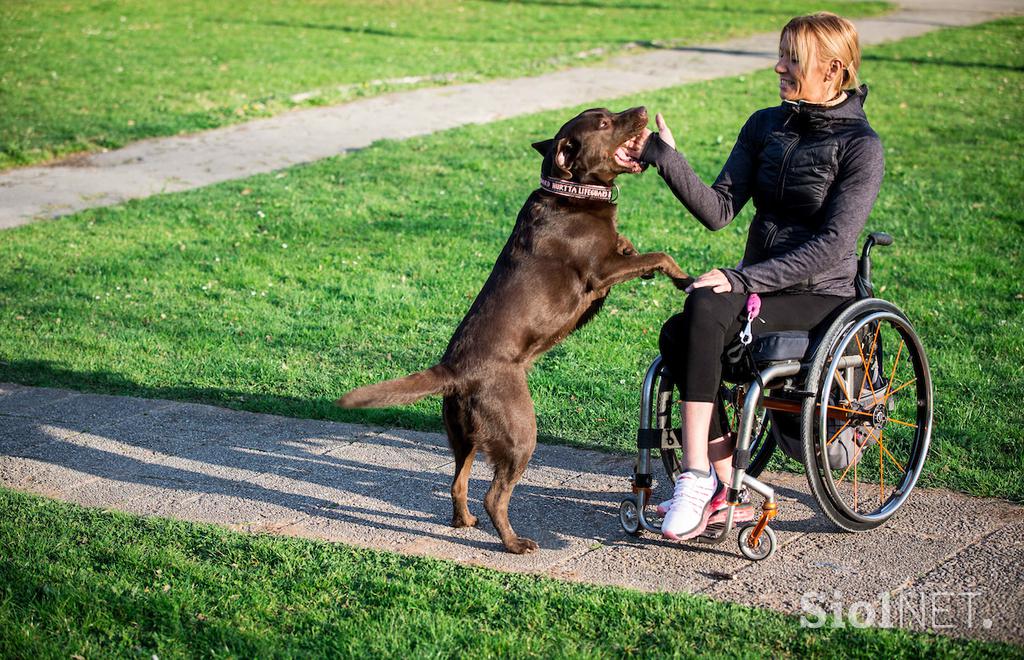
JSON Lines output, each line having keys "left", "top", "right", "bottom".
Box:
{"left": 854, "top": 454, "right": 859, "bottom": 510}
{"left": 879, "top": 430, "right": 884, "bottom": 505}
{"left": 855, "top": 333, "right": 870, "bottom": 396}
{"left": 887, "top": 418, "right": 919, "bottom": 430}
{"left": 828, "top": 404, "right": 872, "bottom": 418}
{"left": 837, "top": 440, "right": 868, "bottom": 485}
{"left": 883, "top": 339, "right": 906, "bottom": 402}
{"left": 856, "top": 323, "right": 882, "bottom": 406}
{"left": 834, "top": 368, "right": 855, "bottom": 405}
{"left": 864, "top": 425, "right": 906, "bottom": 474}
{"left": 856, "top": 321, "right": 880, "bottom": 403}
{"left": 826, "top": 419, "right": 853, "bottom": 447}
{"left": 886, "top": 378, "right": 917, "bottom": 399}
{"left": 881, "top": 439, "right": 905, "bottom": 475}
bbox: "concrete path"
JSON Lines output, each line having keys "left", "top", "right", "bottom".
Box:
{"left": 2, "top": 0, "right": 1021, "bottom": 229}
{"left": 1, "top": 382, "right": 1021, "bottom": 644}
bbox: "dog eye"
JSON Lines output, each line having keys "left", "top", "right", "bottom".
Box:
{"left": 599, "top": 119, "right": 610, "bottom": 129}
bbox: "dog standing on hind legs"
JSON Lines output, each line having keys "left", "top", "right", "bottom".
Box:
{"left": 338, "top": 106, "right": 691, "bottom": 554}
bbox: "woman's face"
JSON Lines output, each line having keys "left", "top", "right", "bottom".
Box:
{"left": 775, "top": 34, "right": 834, "bottom": 103}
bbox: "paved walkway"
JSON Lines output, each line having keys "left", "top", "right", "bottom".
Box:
{"left": 1, "top": 0, "right": 1021, "bottom": 229}
{"left": 1, "top": 382, "right": 1021, "bottom": 644}
{"left": 3, "top": 0, "right": 1023, "bottom": 646}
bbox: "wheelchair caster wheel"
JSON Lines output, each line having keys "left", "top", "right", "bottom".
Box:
{"left": 737, "top": 524, "right": 777, "bottom": 561}
{"left": 619, "top": 496, "right": 642, "bottom": 536}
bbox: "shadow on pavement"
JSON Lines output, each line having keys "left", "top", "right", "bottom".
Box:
{"left": 0, "top": 361, "right": 834, "bottom": 563}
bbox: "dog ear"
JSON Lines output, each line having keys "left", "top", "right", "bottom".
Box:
{"left": 552, "top": 137, "right": 578, "bottom": 179}
{"left": 531, "top": 139, "right": 554, "bottom": 156}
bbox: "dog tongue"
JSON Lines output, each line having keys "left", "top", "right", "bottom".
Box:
{"left": 614, "top": 146, "right": 643, "bottom": 173}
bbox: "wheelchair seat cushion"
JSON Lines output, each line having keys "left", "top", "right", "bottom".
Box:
{"left": 722, "top": 330, "right": 812, "bottom": 384}
{"left": 720, "top": 299, "right": 858, "bottom": 382}
{"left": 749, "top": 330, "right": 811, "bottom": 363}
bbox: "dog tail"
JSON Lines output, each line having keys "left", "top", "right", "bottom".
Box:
{"left": 336, "top": 364, "right": 457, "bottom": 409}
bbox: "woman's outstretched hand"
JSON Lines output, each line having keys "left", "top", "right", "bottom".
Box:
{"left": 620, "top": 113, "right": 676, "bottom": 164}
{"left": 685, "top": 268, "right": 733, "bottom": 294}
{"left": 653, "top": 113, "right": 676, "bottom": 150}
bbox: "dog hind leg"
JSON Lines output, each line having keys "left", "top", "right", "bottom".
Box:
{"left": 478, "top": 370, "right": 539, "bottom": 554}
{"left": 484, "top": 457, "right": 538, "bottom": 554}
{"left": 443, "top": 395, "right": 478, "bottom": 528}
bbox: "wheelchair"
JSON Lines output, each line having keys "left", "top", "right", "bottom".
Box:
{"left": 619, "top": 232, "right": 933, "bottom": 560}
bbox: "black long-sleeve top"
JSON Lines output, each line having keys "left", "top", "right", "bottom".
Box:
{"left": 640, "top": 85, "right": 885, "bottom": 297}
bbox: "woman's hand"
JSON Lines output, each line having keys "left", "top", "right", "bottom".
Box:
{"left": 620, "top": 113, "right": 677, "bottom": 162}
{"left": 685, "top": 268, "right": 733, "bottom": 294}
{"left": 653, "top": 113, "right": 676, "bottom": 150}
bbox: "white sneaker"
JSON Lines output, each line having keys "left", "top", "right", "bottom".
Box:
{"left": 658, "top": 486, "right": 755, "bottom": 525}
{"left": 661, "top": 468, "right": 718, "bottom": 541}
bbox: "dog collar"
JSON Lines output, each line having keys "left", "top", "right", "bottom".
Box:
{"left": 540, "top": 176, "right": 618, "bottom": 203}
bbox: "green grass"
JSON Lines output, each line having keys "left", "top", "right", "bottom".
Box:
{"left": 0, "top": 0, "right": 893, "bottom": 169}
{"left": 1, "top": 18, "right": 1022, "bottom": 504}
{"left": 2, "top": 487, "right": 1016, "bottom": 658}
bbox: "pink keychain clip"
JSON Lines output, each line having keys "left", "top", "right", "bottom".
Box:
{"left": 738, "top": 293, "right": 761, "bottom": 345}
{"left": 746, "top": 293, "right": 762, "bottom": 320}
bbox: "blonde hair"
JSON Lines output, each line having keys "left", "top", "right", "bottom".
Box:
{"left": 780, "top": 12, "right": 861, "bottom": 95}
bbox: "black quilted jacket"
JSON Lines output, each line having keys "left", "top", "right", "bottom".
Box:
{"left": 640, "top": 85, "right": 884, "bottom": 297}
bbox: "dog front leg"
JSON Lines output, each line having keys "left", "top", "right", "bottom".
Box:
{"left": 615, "top": 233, "right": 638, "bottom": 256}
{"left": 617, "top": 234, "right": 661, "bottom": 280}
{"left": 591, "top": 252, "right": 692, "bottom": 290}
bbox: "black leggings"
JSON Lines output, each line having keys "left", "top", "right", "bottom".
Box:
{"left": 659, "top": 289, "right": 850, "bottom": 438}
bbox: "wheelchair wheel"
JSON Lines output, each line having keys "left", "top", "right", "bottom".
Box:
{"left": 738, "top": 524, "right": 778, "bottom": 561}
{"left": 801, "top": 299, "right": 933, "bottom": 532}
{"left": 656, "top": 368, "right": 776, "bottom": 484}
{"left": 619, "top": 496, "right": 642, "bottom": 536}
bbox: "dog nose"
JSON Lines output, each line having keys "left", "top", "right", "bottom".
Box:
{"left": 629, "top": 106, "right": 648, "bottom": 123}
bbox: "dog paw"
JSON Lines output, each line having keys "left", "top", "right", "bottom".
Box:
{"left": 506, "top": 537, "right": 539, "bottom": 554}
{"left": 672, "top": 275, "right": 695, "bottom": 290}
{"left": 451, "top": 513, "right": 479, "bottom": 528}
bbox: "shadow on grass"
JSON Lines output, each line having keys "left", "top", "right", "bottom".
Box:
{"left": 0, "top": 358, "right": 442, "bottom": 433}
{"left": 657, "top": 44, "right": 775, "bottom": 57}
{"left": 222, "top": 0, "right": 824, "bottom": 46}
{"left": 222, "top": 18, "right": 642, "bottom": 45}
{"left": 613, "top": 45, "right": 1024, "bottom": 69}
{"left": 862, "top": 53, "right": 1024, "bottom": 72}
{"left": 476, "top": 0, "right": 826, "bottom": 16}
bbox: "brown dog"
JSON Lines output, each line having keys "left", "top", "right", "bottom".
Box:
{"left": 338, "top": 107, "right": 690, "bottom": 553}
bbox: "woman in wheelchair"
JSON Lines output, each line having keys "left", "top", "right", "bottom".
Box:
{"left": 620, "top": 13, "right": 886, "bottom": 541}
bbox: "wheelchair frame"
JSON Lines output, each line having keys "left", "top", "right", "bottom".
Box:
{"left": 625, "top": 353, "right": 864, "bottom": 560}
{"left": 619, "top": 233, "right": 933, "bottom": 561}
